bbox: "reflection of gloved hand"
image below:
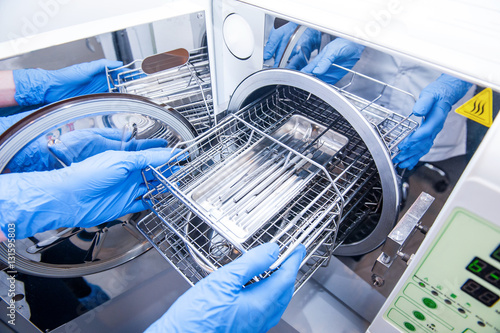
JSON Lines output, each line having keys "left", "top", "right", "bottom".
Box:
{"left": 301, "top": 38, "right": 365, "bottom": 84}
{"left": 48, "top": 128, "right": 168, "bottom": 166}
{"left": 263, "top": 22, "right": 298, "bottom": 67}
{"left": 394, "top": 74, "right": 472, "bottom": 170}
{"left": 12, "top": 59, "right": 122, "bottom": 106}
{"left": 6, "top": 128, "right": 168, "bottom": 173}
{"left": 286, "top": 28, "right": 321, "bottom": 70}
{"left": 146, "top": 243, "right": 306, "bottom": 333}
{"left": 0, "top": 148, "right": 185, "bottom": 239}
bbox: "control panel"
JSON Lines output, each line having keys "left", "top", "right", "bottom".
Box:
{"left": 383, "top": 208, "right": 500, "bottom": 332}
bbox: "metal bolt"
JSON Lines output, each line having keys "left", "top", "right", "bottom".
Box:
{"left": 197, "top": 12, "right": 204, "bottom": 19}
{"left": 416, "top": 224, "right": 428, "bottom": 234}
{"left": 372, "top": 274, "right": 385, "bottom": 287}
{"left": 398, "top": 252, "right": 411, "bottom": 263}
{"left": 380, "top": 253, "right": 390, "bottom": 264}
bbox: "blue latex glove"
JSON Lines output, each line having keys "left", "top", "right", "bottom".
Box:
{"left": 393, "top": 74, "right": 473, "bottom": 170}
{"left": 6, "top": 128, "right": 168, "bottom": 173}
{"left": 301, "top": 38, "right": 365, "bottom": 85}
{"left": 263, "top": 22, "right": 298, "bottom": 67}
{"left": 285, "top": 28, "right": 321, "bottom": 70}
{"left": 12, "top": 59, "right": 123, "bottom": 106}
{"left": 0, "top": 148, "right": 185, "bottom": 239}
{"left": 146, "top": 243, "right": 306, "bottom": 333}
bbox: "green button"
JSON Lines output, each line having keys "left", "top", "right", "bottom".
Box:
{"left": 413, "top": 310, "right": 425, "bottom": 321}
{"left": 404, "top": 322, "right": 416, "bottom": 331}
{"left": 423, "top": 297, "right": 437, "bottom": 309}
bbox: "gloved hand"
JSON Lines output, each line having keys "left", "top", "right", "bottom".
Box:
{"left": 285, "top": 28, "right": 321, "bottom": 70}
{"left": 48, "top": 128, "right": 168, "bottom": 167}
{"left": 146, "top": 243, "right": 306, "bottom": 333}
{"left": 6, "top": 128, "right": 168, "bottom": 173}
{"left": 301, "top": 38, "right": 365, "bottom": 84}
{"left": 263, "top": 22, "right": 299, "bottom": 67}
{"left": 0, "top": 148, "right": 186, "bottom": 239}
{"left": 12, "top": 59, "right": 122, "bottom": 106}
{"left": 393, "top": 74, "right": 473, "bottom": 170}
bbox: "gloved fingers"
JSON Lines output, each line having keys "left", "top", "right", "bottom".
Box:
{"left": 400, "top": 101, "right": 448, "bottom": 146}
{"left": 126, "top": 138, "right": 169, "bottom": 151}
{"left": 82, "top": 128, "right": 168, "bottom": 151}
{"left": 263, "top": 29, "right": 281, "bottom": 61}
{"left": 141, "top": 164, "right": 180, "bottom": 186}
{"left": 122, "top": 196, "right": 149, "bottom": 215}
{"left": 48, "top": 140, "right": 80, "bottom": 166}
{"left": 118, "top": 176, "right": 157, "bottom": 215}
{"left": 263, "top": 23, "right": 298, "bottom": 64}
{"left": 394, "top": 86, "right": 453, "bottom": 170}
{"left": 210, "top": 243, "right": 280, "bottom": 288}
{"left": 81, "top": 127, "right": 125, "bottom": 141}
{"left": 394, "top": 141, "right": 432, "bottom": 169}
{"left": 396, "top": 154, "right": 424, "bottom": 170}
{"left": 411, "top": 106, "right": 448, "bottom": 143}
{"left": 289, "top": 29, "right": 320, "bottom": 61}
{"left": 301, "top": 46, "right": 333, "bottom": 75}
{"left": 251, "top": 244, "right": 305, "bottom": 297}
{"left": 273, "top": 43, "right": 289, "bottom": 68}
{"left": 394, "top": 143, "right": 429, "bottom": 164}
{"left": 315, "top": 69, "right": 348, "bottom": 85}
{"left": 311, "top": 53, "right": 337, "bottom": 75}
{"left": 306, "top": 40, "right": 343, "bottom": 75}
{"left": 84, "top": 59, "right": 124, "bottom": 75}
{"left": 273, "top": 28, "right": 299, "bottom": 67}
{"left": 168, "top": 149, "right": 190, "bottom": 164}
{"left": 103, "top": 60, "right": 124, "bottom": 70}
{"left": 412, "top": 93, "right": 436, "bottom": 117}
{"left": 126, "top": 148, "right": 188, "bottom": 170}
{"left": 396, "top": 130, "right": 433, "bottom": 155}
{"left": 426, "top": 100, "right": 453, "bottom": 127}
{"left": 244, "top": 245, "right": 306, "bottom": 330}
{"left": 300, "top": 53, "right": 321, "bottom": 74}
{"left": 394, "top": 134, "right": 434, "bottom": 169}
{"left": 286, "top": 50, "right": 308, "bottom": 70}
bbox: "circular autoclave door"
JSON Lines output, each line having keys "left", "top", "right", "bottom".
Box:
{"left": 0, "top": 94, "right": 197, "bottom": 277}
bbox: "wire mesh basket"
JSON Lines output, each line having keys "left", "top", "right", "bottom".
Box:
{"left": 106, "top": 47, "right": 214, "bottom": 133}
{"left": 137, "top": 80, "right": 418, "bottom": 290}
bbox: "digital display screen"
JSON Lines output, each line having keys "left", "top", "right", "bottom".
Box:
{"left": 461, "top": 279, "right": 499, "bottom": 307}
{"left": 492, "top": 244, "right": 500, "bottom": 264}
{"left": 466, "top": 257, "right": 500, "bottom": 289}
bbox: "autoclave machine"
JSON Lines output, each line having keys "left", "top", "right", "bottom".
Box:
{"left": 0, "top": 0, "right": 499, "bottom": 332}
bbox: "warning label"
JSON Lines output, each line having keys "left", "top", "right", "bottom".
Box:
{"left": 455, "top": 88, "right": 493, "bottom": 127}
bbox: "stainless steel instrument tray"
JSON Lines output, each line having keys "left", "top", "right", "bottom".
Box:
{"left": 188, "top": 115, "right": 348, "bottom": 243}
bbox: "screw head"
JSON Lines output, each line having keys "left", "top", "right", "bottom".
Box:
{"left": 372, "top": 274, "right": 385, "bottom": 287}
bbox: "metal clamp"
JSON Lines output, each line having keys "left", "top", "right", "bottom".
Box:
{"left": 371, "top": 192, "right": 434, "bottom": 287}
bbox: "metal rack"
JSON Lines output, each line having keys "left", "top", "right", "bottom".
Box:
{"left": 106, "top": 47, "right": 214, "bottom": 133}
{"left": 137, "top": 83, "right": 418, "bottom": 290}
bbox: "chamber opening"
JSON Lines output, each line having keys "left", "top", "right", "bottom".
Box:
{"left": 236, "top": 84, "right": 384, "bottom": 251}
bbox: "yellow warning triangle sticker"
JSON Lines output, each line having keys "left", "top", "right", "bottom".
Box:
{"left": 455, "top": 88, "right": 493, "bottom": 127}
